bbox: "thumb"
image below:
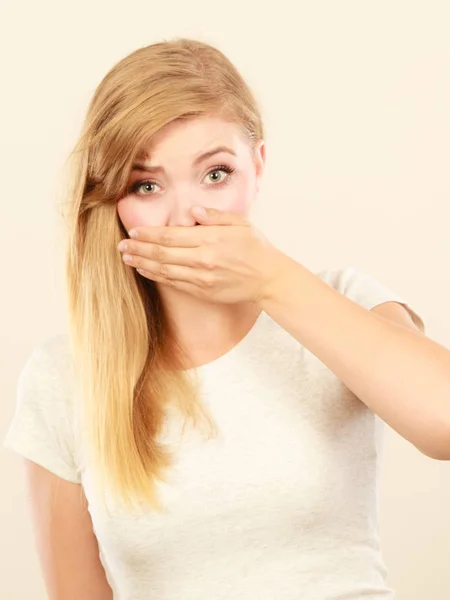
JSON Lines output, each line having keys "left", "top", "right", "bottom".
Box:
{"left": 191, "top": 206, "right": 247, "bottom": 226}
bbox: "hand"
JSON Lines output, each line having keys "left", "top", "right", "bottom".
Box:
{"left": 117, "top": 207, "right": 288, "bottom": 304}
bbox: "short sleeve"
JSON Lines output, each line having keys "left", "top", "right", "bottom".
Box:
{"left": 317, "top": 266, "right": 425, "bottom": 333}
{"left": 3, "top": 336, "right": 81, "bottom": 483}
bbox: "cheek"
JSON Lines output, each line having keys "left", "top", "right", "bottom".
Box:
{"left": 116, "top": 196, "right": 167, "bottom": 230}
{"left": 218, "top": 177, "right": 255, "bottom": 216}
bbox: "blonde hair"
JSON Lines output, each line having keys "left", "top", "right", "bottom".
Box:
{"left": 64, "top": 38, "right": 264, "bottom": 509}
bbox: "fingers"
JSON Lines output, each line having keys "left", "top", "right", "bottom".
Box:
{"left": 191, "top": 206, "right": 248, "bottom": 226}
{"left": 127, "top": 209, "right": 248, "bottom": 245}
{"left": 127, "top": 226, "right": 201, "bottom": 248}
{"left": 119, "top": 240, "right": 207, "bottom": 268}
{"left": 118, "top": 242, "right": 199, "bottom": 281}
{"left": 135, "top": 260, "right": 197, "bottom": 283}
{"left": 136, "top": 267, "right": 201, "bottom": 296}
{"left": 133, "top": 258, "right": 214, "bottom": 290}
{"left": 120, "top": 242, "right": 219, "bottom": 290}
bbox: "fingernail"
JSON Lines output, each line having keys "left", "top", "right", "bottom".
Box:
{"left": 128, "top": 229, "right": 138, "bottom": 239}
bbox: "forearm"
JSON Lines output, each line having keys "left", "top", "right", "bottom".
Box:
{"left": 259, "top": 256, "right": 450, "bottom": 459}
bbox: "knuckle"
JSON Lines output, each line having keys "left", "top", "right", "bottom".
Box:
{"left": 200, "top": 272, "right": 215, "bottom": 288}
{"left": 159, "top": 231, "right": 173, "bottom": 246}
{"left": 153, "top": 245, "right": 165, "bottom": 262}
{"left": 158, "top": 262, "right": 168, "bottom": 278}
{"left": 200, "top": 253, "right": 215, "bottom": 270}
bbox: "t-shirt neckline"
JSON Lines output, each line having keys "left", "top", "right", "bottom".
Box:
{"left": 185, "top": 309, "right": 266, "bottom": 375}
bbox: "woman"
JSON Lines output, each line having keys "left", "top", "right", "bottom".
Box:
{"left": 4, "top": 38, "right": 450, "bottom": 600}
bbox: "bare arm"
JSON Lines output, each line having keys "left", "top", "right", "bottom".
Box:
{"left": 25, "top": 460, "right": 113, "bottom": 600}
{"left": 259, "top": 259, "right": 450, "bottom": 460}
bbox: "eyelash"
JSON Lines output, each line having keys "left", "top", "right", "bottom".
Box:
{"left": 129, "top": 164, "right": 236, "bottom": 196}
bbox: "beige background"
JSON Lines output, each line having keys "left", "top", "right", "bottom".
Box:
{"left": 1, "top": 1, "right": 449, "bottom": 598}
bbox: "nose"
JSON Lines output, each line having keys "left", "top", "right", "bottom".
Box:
{"left": 167, "top": 193, "right": 198, "bottom": 227}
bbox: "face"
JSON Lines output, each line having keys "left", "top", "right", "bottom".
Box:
{"left": 117, "top": 116, "right": 265, "bottom": 231}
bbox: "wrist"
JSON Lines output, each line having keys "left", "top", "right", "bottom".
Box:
{"left": 256, "top": 251, "right": 302, "bottom": 307}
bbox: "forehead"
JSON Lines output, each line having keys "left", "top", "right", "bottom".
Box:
{"left": 137, "top": 116, "right": 248, "bottom": 163}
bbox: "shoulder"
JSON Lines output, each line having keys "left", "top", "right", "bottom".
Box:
{"left": 28, "top": 333, "right": 73, "bottom": 366}
{"left": 5, "top": 334, "right": 81, "bottom": 483}
{"left": 18, "top": 334, "right": 75, "bottom": 397}
{"left": 315, "top": 265, "right": 373, "bottom": 291}
{"left": 315, "top": 265, "right": 424, "bottom": 330}
{"left": 314, "top": 265, "right": 407, "bottom": 310}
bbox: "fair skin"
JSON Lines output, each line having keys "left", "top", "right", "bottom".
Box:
{"left": 25, "top": 116, "right": 268, "bottom": 599}
{"left": 27, "top": 114, "right": 450, "bottom": 599}
{"left": 116, "top": 115, "right": 267, "bottom": 365}
{"left": 25, "top": 462, "right": 113, "bottom": 599}
{"left": 116, "top": 116, "right": 450, "bottom": 461}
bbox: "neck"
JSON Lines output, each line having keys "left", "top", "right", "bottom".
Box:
{"left": 157, "top": 286, "right": 261, "bottom": 369}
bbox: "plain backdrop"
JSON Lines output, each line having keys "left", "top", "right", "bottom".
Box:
{"left": 1, "top": 1, "right": 449, "bottom": 599}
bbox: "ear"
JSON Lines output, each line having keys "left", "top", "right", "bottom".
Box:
{"left": 254, "top": 139, "right": 266, "bottom": 192}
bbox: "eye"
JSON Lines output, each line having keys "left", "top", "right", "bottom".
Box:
{"left": 204, "top": 165, "right": 235, "bottom": 186}
{"left": 129, "top": 180, "right": 160, "bottom": 195}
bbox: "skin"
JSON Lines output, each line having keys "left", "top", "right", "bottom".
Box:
{"left": 117, "top": 115, "right": 267, "bottom": 366}
{"left": 117, "top": 115, "right": 265, "bottom": 229}
{"left": 25, "top": 463, "right": 112, "bottom": 599}
{"left": 115, "top": 117, "right": 450, "bottom": 460}
{"left": 117, "top": 197, "right": 450, "bottom": 458}
{"left": 26, "top": 115, "right": 269, "bottom": 599}
{"left": 26, "top": 114, "right": 450, "bottom": 598}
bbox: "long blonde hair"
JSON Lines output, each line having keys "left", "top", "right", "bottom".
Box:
{"left": 64, "top": 38, "right": 264, "bottom": 509}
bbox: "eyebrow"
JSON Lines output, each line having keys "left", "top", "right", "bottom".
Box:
{"left": 131, "top": 145, "right": 237, "bottom": 173}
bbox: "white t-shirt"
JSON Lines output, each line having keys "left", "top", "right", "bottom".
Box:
{"left": 4, "top": 266, "right": 423, "bottom": 600}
